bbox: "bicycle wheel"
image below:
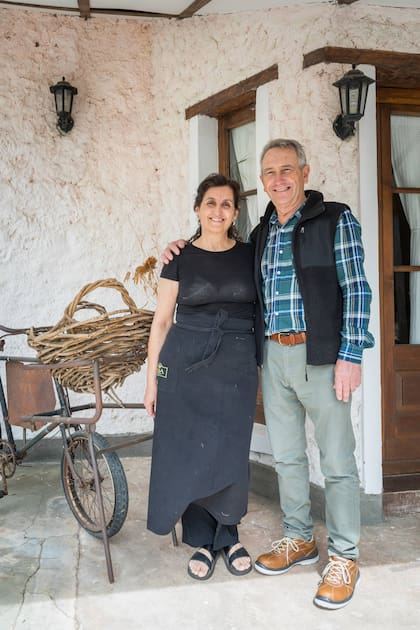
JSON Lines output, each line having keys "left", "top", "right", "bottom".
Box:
{"left": 61, "top": 430, "right": 129, "bottom": 538}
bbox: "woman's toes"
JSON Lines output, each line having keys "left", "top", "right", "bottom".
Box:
{"left": 190, "top": 559, "right": 207, "bottom": 577}
{"left": 228, "top": 543, "right": 251, "bottom": 571}
{"left": 188, "top": 548, "right": 213, "bottom": 577}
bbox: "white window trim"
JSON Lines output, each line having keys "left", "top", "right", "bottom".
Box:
{"left": 359, "top": 65, "right": 383, "bottom": 495}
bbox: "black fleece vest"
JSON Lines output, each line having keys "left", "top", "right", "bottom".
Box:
{"left": 253, "top": 191, "right": 345, "bottom": 366}
{"left": 293, "top": 201, "right": 344, "bottom": 365}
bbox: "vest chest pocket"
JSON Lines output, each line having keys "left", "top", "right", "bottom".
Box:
{"left": 295, "top": 222, "right": 336, "bottom": 268}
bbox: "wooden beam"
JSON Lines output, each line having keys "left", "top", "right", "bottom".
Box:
{"left": 303, "top": 46, "right": 420, "bottom": 87}
{"left": 78, "top": 0, "right": 90, "bottom": 19}
{"left": 303, "top": 46, "right": 420, "bottom": 70}
{"left": 186, "top": 64, "right": 278, "bottom": 119}
{"left": 177, "top": 0, "right": 213, "bottom": 19}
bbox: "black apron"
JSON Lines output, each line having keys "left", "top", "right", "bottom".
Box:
{"left": 147, "top": 309, "right": 257, "bottom": 535}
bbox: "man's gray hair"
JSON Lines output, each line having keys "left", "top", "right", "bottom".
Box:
{"left": 260, "top": 139, "right": 307, "bottom": 172}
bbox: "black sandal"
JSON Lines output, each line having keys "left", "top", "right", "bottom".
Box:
{"left": 187, "top": 548, "right": 218, "bottom": 581}
{"left": 221, "top": 544, "right": 252, "bottom": 576}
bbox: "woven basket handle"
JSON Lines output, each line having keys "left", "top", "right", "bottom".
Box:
{"left": 72, "top": 301, "right": 107, "bottom": 317}
{"left": 63, "top": 278, "right": 138, "bottom": 321}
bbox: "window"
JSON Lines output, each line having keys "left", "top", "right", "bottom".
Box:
{"left": 218, "top": 98, "right": 257, "bottom": 240}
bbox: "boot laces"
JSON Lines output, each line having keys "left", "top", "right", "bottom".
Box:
{"left": 271, "top": 537, "right": 300, "bottom": 560}
{"left": 321, "top": 557, "right": 351, "bottom": 586}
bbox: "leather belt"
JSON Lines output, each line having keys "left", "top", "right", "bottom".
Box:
{"left": 268, "top": 332, "right": 306, "bottom": 346}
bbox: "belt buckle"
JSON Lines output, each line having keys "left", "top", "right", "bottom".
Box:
{"left": 278, "top": 333, "right": 290, "bottom": 346}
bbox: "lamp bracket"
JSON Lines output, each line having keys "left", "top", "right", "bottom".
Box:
{"left": 333, "top": 115, "right": 355, "bottom": 140}
{"left": 57, "top": 112, "right": 74, "bottom": 134}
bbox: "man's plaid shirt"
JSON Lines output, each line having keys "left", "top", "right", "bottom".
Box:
{"left": 261, "top": 205, "right": 374, "bottom": 363}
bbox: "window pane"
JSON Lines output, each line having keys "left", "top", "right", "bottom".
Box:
{"left": 393, "top": 193, "right": 420, "bottom": 267}
{"left": 236, "top": 194, "right": 258, "bottom": 241}
{"left": 394, "top": 271, "right": 420, "bottom": 345}
{"left": 229, "top": 123, "right": 257, "bottom": 192}
{"left": 391, "top": 114, "right": 420, "bottom": 188}
{"left": 393, "top": 193, "right": 411, "bottom": 266}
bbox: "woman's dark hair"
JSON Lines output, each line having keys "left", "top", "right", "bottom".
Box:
{"left": 189, "top": 173, "right": 242, "bottom": 242}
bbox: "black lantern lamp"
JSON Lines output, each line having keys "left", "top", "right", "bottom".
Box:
{"left": 332, "top": 65, "right": 375, "bottom": 140}
{"left": 49, "top": 77, "right": 78, "bottom": 133}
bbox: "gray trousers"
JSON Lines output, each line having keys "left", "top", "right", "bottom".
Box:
{"left": 261, "top": 340, "right": 360, "bottom": 560}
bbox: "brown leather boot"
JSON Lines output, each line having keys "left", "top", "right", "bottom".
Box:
{"left": 254, "top": 537, "right": 319, "bottom": 575}
{"left": 313, "top": 556, "right": 360, "bottom": 609}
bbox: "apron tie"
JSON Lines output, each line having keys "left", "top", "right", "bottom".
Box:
{"left": 175, "top": 310, "right": 251, "bottom": 373}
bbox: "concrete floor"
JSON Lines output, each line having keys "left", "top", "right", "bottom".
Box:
{"left": 1, "top": 454, "right": 420, "bottom": 630}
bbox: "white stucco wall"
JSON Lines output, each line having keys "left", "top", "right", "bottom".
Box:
{"left": 1, "top": 4, "right": 419, "bottom": 490}
{"left": 0, "top": 12, "right": 161, "bottom": 436}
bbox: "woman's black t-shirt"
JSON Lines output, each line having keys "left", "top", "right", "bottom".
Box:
{"left": 160, "top": 241, "right": 256, "bottom": 319}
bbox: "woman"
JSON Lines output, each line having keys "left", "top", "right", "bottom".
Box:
{"left": 144, "top": 173, "right": 257, "bottom": 580}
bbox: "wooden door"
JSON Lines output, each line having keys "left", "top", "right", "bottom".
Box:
{"left": 378, "top": 88, "right": 420, "bottom": 489}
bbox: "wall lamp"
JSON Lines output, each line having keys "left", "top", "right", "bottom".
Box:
{"left": 332, "top": 65, "right": 375, "bottom": 140}
{"left": 49, "top": 77, "right": 78, "bottom": 134}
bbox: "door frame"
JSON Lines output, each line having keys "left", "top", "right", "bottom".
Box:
{"left": 377, "top": 90, "right": 420, "bottom": 484}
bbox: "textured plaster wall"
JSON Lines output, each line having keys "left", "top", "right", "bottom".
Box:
{"left": 1, "top": 4, "right": 419, "bottom": 483}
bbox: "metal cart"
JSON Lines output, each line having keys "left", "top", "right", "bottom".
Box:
{"left": 0, "top": 324, "right": 175, "bottom": 584}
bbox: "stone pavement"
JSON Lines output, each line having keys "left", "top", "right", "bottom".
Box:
{"left": 1, "top": 455, "right": 420, "bottom": 630}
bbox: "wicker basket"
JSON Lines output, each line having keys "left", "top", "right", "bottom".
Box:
{"left": 27, "top": 278, "right": 154, "bottom": 394}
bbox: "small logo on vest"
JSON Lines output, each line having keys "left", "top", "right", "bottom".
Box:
{"left": 157, "top": 363, "right": 168, "bottom": 378}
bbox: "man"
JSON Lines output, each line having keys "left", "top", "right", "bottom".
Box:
{"left": 250, "top": 138, "right": 373, "bottom": 610}
{"left": 163, "top": 138, "right": 374, "bottom": 609}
